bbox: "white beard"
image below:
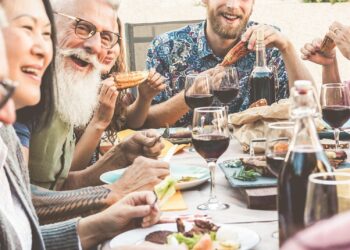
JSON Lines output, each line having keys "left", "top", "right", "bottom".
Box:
{"left": 55, "top": 49, "right": 102, "bottom": 127}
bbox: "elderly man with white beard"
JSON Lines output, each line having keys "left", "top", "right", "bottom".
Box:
{"left": 13, "top": 0, "right": 169, "bottom": 224}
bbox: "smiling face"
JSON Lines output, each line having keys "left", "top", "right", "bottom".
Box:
{"left": 203, "top": 0, "right": 254, "bottom": 40}
{"left": 55, "top": 0, "right": 117, "bottom": 75}
{"left": 2, "top": 0, "right": 53, "bottom": 109}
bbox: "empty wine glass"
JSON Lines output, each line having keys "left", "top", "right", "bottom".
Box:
{"left": 212, "top": 66, "right": 239, "bottom": 114}
{"left": 192, "top": 106, "right": 230, "bottom": 210}
{"left": 184, "top": 73, "right": 213, "bottom": 110}
{"left": 320, "top": 83, "right": 350, "bottom": 150}
{"left": 265, "top": 122, "right": 294, "bottom": 177}
{"left": 304, "top": 172, "right": 350, "bottom": 226}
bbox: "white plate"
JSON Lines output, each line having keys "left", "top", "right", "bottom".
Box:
{"left": 109, "top": 223, "right": 260, "bottom": 249}
{"left": 100, "top": 164, "right": 210, "bottom": 190}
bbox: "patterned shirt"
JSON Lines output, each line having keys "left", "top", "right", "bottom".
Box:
{"left": 146, "top": 20, "right": 289, "bottom": 127}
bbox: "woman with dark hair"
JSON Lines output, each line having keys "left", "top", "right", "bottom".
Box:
{"left": 0, "top": 0, "right": 161, "bottom": 249}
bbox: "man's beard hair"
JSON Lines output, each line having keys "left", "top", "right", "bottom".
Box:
{"left": 55, "top": 49, "right": 102, "bottom": 127}
{"left": 208, "top": 8, "right": 250, "bottom": 40}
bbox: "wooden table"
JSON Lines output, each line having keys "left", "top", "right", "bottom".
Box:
{"left": 102, "top": 139, "right": 279, "bottom": 249}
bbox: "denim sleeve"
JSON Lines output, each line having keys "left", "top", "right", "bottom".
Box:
{"left": 13, "top": 122, "right": 31, "bottom": 148}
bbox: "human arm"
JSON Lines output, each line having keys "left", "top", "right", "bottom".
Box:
{"left": 300, "top": 37, "right": 340, "bottom": 84}
{"left": 71, "top": 78, "right": 119, "bottom": 171}
{"left": 144, "top": 90, "right": 189, "bottom": 128}
{"left": 242, "top": 25, "right": 314, "bottom": 88}
{"left": 126, "top": 69, "right": 166, "bottom": 129}
{"left": 77, "top": 191, "right": 160, "bottom": 249}
{"left": 328, "top": 21, "right": 350, "bottom": 60}
{"left": 60, "top": 131, "right": 166, "bottom": 190}
{"left": 31, "top": 184, "right": 119, "bottom": 224}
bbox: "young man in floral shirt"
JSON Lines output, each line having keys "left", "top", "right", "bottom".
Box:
{"left": 145, "top": 0, "right": 313, "bottom": 127}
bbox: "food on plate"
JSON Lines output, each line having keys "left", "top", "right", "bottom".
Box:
{"left": 220, "top": 40, "right": 249, "bottom": 67}
{"left": 113, "top": 70, "right": 148, "bottom": 90}
{"left": 177, "top": 176, "right": 199, "bottom": 183}
{"left": 222, "top": 157, "right": 274, "bottom": 180}
{"left": 240, "top": 156, "right": 272, "bottom": 176}
{"left": 320, "top": 35, "right": 336, "bottom": 54}
{"left": 145, "top": 219, "right": 240, "bottom": 250}
{"left": 233, "top": 168, "right": 261, "bottom": 182}
{"left": 154, "top": 176, "right": 176, "bottom": 206}
{"left": 248, "top": 98, "right": 267, "bottom": 108}
{"left": 145, "top": 231, "right": 173, "bottom": 245}
{"left": 325, "top": 150, "right": 347, "bottom": 167}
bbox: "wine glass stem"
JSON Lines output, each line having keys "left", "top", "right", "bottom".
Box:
{"left": 334, "top": 128, "right": 340, "bottom": 151}
{"left": 208, "top": 162, "right": 217, "bottom": 203}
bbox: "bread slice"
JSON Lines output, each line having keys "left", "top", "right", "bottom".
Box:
{"left": 113, "top": 71, "right": 148, "bottom": 90}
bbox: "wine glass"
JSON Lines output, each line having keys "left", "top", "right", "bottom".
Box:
{"left": 184, "top": 73, "right": 213, "bottom": 110}
{"left": 320, "top": 83, "right": 350, "bottom": 150}
{"left": 212, "top": 66, "right": 239, "bottom": 114}
{"left": 304, "top": 172, "right": 350, "bottom": 226}
{"left": 192, "top": 107, "right": 230, "bottom": 210}
{"left": 265, "top": 122, "right": 294, "bottom": 177}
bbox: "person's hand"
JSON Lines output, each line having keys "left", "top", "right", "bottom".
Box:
{"left": 327, "top": 21, "right": 350, "bottom": 60}
{"left": 110, "top": 156, "right": 169, "bottom": 197}
{"left": 91, "top": 77, "right": 119, "bottom": 130}
{"left": 241, "top": 24, "right": 290, "bottom": 53}
{"left": 112, "top": 242, "right": 187, "bottom": 250}
{"left": 300, "top": 38, "right": 336, "bottom": 66}
{"left": 119, "top": 130, "right": 165, "bottom": 165}
{"left": 138, "top": 68, "right": 167, "bottom": 100}
{"left": 80, "top": 191, "right": 161, "bottom": 245}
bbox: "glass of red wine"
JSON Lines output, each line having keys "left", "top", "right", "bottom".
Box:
{"left": 212, "top": 66, "right": 239, "bottom": 114}
{"left": 304, "top": 172, "right": 350, "bottom": 227}
{"left": 320, "top": 83, "right": 350, "bottom": 151}
{"left": 192, "top": 106, "right": 230, "bottom": 210}
{"left": 265, "top": 121, "right": 294, "bottom": 177}
{"left": 184, "top": 73, "right": 213, "bottom": 110}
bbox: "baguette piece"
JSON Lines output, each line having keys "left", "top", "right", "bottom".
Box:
{"left": 113, "top": 71, "right": 148, "bottom": 90}
{"left": 220, "top": 40, "right": 249, "bottom": 66}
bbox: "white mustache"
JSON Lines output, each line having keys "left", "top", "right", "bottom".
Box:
{"left": 58, "top": 48, "right": 103, "bottom": 71}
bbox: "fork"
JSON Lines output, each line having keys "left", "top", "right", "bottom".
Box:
{"left": 151, "top": 124, "right": 170, "bottom": 146}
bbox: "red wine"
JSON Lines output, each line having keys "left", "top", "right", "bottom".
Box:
{"left": 249, "top": 71, "right": 276, "bottom": 105}
{"left": 322, "top": 106, "right": 350, "bottom": 128}
{"left": 192, "top": 134, "right": 229, "bottom": 162}
{"left": 184, "top": 94, "right": 214, "bottom": 109}
{"left": 266, "top": 154, "right": 285, "bottom": 177}
{"left": 278, "top": 147, "right": 333, "bottom": 245}
{"left": 213, "top": 87, "right": 239, "bottom": 104}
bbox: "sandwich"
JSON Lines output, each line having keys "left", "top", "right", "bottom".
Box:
{"left": 154, "top": 176, "right": 176, "bottom": 206}
{"left": 113, "top": 70, "right": 148, "bottom": 90}
{"left": 220, "top": 40, "right": 249, "bottom": 67}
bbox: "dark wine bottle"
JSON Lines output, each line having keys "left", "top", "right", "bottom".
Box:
{"left": 278, "top": 85, "right": 333, "bottom": 246}
{"left": 249, "top": 29, "right": 276, "bottom": 105}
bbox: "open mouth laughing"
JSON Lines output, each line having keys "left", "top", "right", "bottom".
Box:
{"left": 221, "top": 12, "right": 242, "bottom": 24}
{"left": 21, "top": 65, "right": 43, "bottom": 82}
{"left": 70, "top": 54, "right": 92, "bottom": 68}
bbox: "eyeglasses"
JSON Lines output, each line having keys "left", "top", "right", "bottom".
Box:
{"left": 54, "top": 12, "right": 121, "bottom": 49}
{"left": 0, "top": 79, "right": 16, "bottom": 110}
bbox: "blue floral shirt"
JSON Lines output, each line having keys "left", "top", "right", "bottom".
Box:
{"left": 146, "top": 21, "right": 289, "bottom": 127}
